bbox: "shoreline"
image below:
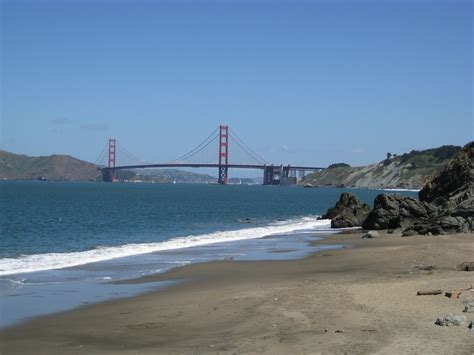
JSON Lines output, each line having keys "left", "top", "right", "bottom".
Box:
{"left": 0, "top": 225, "right": 342, "bottom": 328}
{"left": 1, "top": 231, "right": 473, "bottom": 354}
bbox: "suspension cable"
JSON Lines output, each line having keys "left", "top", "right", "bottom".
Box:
{"left": 116, "top": 141, "right": 151, "bottom": 165}
{"left": 94, "top": 141, "right": 109, "bottom": 166}
{"left": 229, "top": 128, "right": 268, "bottom": 164}
{"left": 167, "top": 127, "right": 219, "bottom": 163}
{"left": 168, "top": 134, "right": 219, "bottom": 163}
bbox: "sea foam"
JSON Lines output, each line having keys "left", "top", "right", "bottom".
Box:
{"left": 0, "top": 217, "right": 330, "bottom": 276}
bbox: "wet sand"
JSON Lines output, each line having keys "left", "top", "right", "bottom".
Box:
{"left": 1, "top": 231, "right": 474, "bottom": 354}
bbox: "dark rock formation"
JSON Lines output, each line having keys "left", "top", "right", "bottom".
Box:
{"left": 363, "top": 142, "right": 473, "bottom": 235}
{"left": 325, "top": 142, "right": 473, "bottom": 234}
{"left": 362, "top": 194, "right": 438, "bottom": 230}
{"left": 322, "top": 192, "right": 371, "bottom": 228}
{"left": 419, "top": 142, "right": 473, "bottom": 207}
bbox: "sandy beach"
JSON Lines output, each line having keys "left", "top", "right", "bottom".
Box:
{"left": 1, "top": 231, "right": 473, "bottom": 354}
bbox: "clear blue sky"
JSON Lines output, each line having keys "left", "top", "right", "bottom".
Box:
{"left": 1, "top": 0, "right": 472, "bottom": 169}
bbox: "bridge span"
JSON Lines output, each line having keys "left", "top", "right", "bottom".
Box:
{"left": 98, "top": 125, "right": 326, "bottom": 185}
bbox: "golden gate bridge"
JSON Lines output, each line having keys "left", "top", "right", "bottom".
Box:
{"left": 96, "top": 125, "right": 325, "bottom": 185}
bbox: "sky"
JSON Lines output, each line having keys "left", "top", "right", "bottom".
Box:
{"left": 1, "top": 0, "right": 472, "bottom": 171}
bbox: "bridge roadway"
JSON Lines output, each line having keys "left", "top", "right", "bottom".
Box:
{"left": 100, "top": 163, "right": 325, "bottom": 185}
{"left": 100, "top": 163, "right": 325, "bottom": 171}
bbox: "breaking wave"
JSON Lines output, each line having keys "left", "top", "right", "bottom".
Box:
{"left": 0, "top": 216, "right": 330, "bottom": 276}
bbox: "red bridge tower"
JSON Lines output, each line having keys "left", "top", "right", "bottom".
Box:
{"left": 218, "top": 125, "right": 229, "bottom": 184}
{"left": 104, "top": 138, "right": 116, "bottom": 182}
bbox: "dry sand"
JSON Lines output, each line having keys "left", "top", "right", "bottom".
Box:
{"left": 1, "top": 231, "right": 473, "bottom": 354}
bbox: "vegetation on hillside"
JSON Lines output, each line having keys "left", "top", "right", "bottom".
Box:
{"left": 0, "top": 150, "right": 101, "bottom": 181}
{"left": 328, "top": 163, "right": 351, "bottom": 169}
{"left": 301, "top": 145, "right": 462, "bottom": 189}
{"left": 0, "top": 150, "right": 220, "bottom": 183}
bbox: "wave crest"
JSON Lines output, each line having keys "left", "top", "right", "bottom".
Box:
{"left": 0, "top": 216, "right": 330, "bottom": 276}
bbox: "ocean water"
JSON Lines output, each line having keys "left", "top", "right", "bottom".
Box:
{"left": 0, "top": 181, "right": 418, "bottom": 327}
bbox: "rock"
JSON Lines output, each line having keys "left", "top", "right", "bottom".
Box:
{"left": 407, "top": 222, "right": 442, "bottom": 236}
{"left": 419, "top": 142, "right": 474, "bottom": 233}
{"left": 434, "top": 314, "right": 467, "bottom": 326}
{"left": 362, "top": 194, "right": 436, "bottom": 230}
{"left": 419, "top": 142, "right": 473, "bottom": 207}
{"left": 359, "top": 143, "right": 473, "bottom": 235}
{"left": 322, "top": 192, "right": 371, "bottom": 228}
{"left": 402, "top": 229, "right": 417, "bottom": 237}
{"left": 463, "top": 302, "right": 474, "bottom": 313}
{"left": 362, "top": 231, "right": 379, "bottom": 239}
{"left": 437, "top": 215, "right": 470, "bottom": 233}
{"left": 456, "top": 262, "right": 474, "bottom": 271}
{"left": 387, "top": 228, "right": 403, "bottom": 235}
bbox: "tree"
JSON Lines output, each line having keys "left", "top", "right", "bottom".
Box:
{"left": 386, "top": 152, "right": 392, "bottom": 160}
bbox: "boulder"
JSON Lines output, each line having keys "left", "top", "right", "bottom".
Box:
{"left": 362, "top": 231, "right": 379, "bottom": 239}
{"left": 401, "top": 229, "right": 417, "bottom": 237}
{"left": 361, "top": 194, "right": 436, "bottom": 230}
{"left": 409, "top": 222, "right": 445, "bottom": 236}
{"left": 321, "top": 192, "right": 371, "bottom": 228}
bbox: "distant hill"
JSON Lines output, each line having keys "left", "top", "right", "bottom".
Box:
{"left": 124, "top": 168, "right": 216, "bottom": 184}
{"left": 0, "top": 150, "right": 102, "bottom": 181}
{"left": 0, "top": 150, "right": 219, "bottom": 183}
{"left": 301, "top": 145, "right": 462, "bottom": 189}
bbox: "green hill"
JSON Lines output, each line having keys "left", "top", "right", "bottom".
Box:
{"left": 0, "top": 150, "right": 102, "bottom": 181}
{"left": 0, "top": 150, "right": 219, "bottom": 183}
{"left": 301, "top": 145, "right": 463, "bottom": 189}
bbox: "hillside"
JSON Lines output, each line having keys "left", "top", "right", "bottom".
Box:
{"left": 0, "top": 151, "right": 220, "bottom": 183}
{"left": 301, "top": 145, "right": 462, "bottom": 189}
{"left": 0, "top": 150, "right": 102, "bottom": 181}
{"left": 121, "top": 169, "right": 216, "bottom": 184}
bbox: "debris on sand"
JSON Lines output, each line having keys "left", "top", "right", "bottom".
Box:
{"left": 417, "top": 289, "right": 442, "bottom": 296}
{"left": 457, "top": 262, "right": 474, "bottom": 271}
{"left": 435, "top": 314, "right": 467, "bottom": 327}
{"left": 445, "top": 290, "right": 462, "bottom": 299}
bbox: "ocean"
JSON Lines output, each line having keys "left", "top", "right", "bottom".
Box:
{"left": 0, "top": 181, "right": 417, "bottom": 327}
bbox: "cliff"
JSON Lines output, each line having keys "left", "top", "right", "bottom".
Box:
{"left": 301, "top": 145, "right": 461, "bottom": 189}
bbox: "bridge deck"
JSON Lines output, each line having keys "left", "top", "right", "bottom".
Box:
{"left": 100, "top": 164, "right": 325, "bottom": 171}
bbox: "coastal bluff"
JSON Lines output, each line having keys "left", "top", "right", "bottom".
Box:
{"left": 302, "top": 145, "right": 461, "bottom": 190}
{"left": 324, "top": 142, "right": 474, "bottom": 235}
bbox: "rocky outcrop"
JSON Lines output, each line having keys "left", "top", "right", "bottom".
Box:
{"left": 419, "top": 142, "right": 474, "bottom": 231}
{"left": 362, "top": 142, "right": 473, "bottom": 235}
{"left": 361, "top": 194, "right": 437, "bottom": 230}
{"left": 419, "top": 142, "right": 473, "bottom": 207}
{"left": 322, "top": 192, "right": 371, "bottom": 228}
